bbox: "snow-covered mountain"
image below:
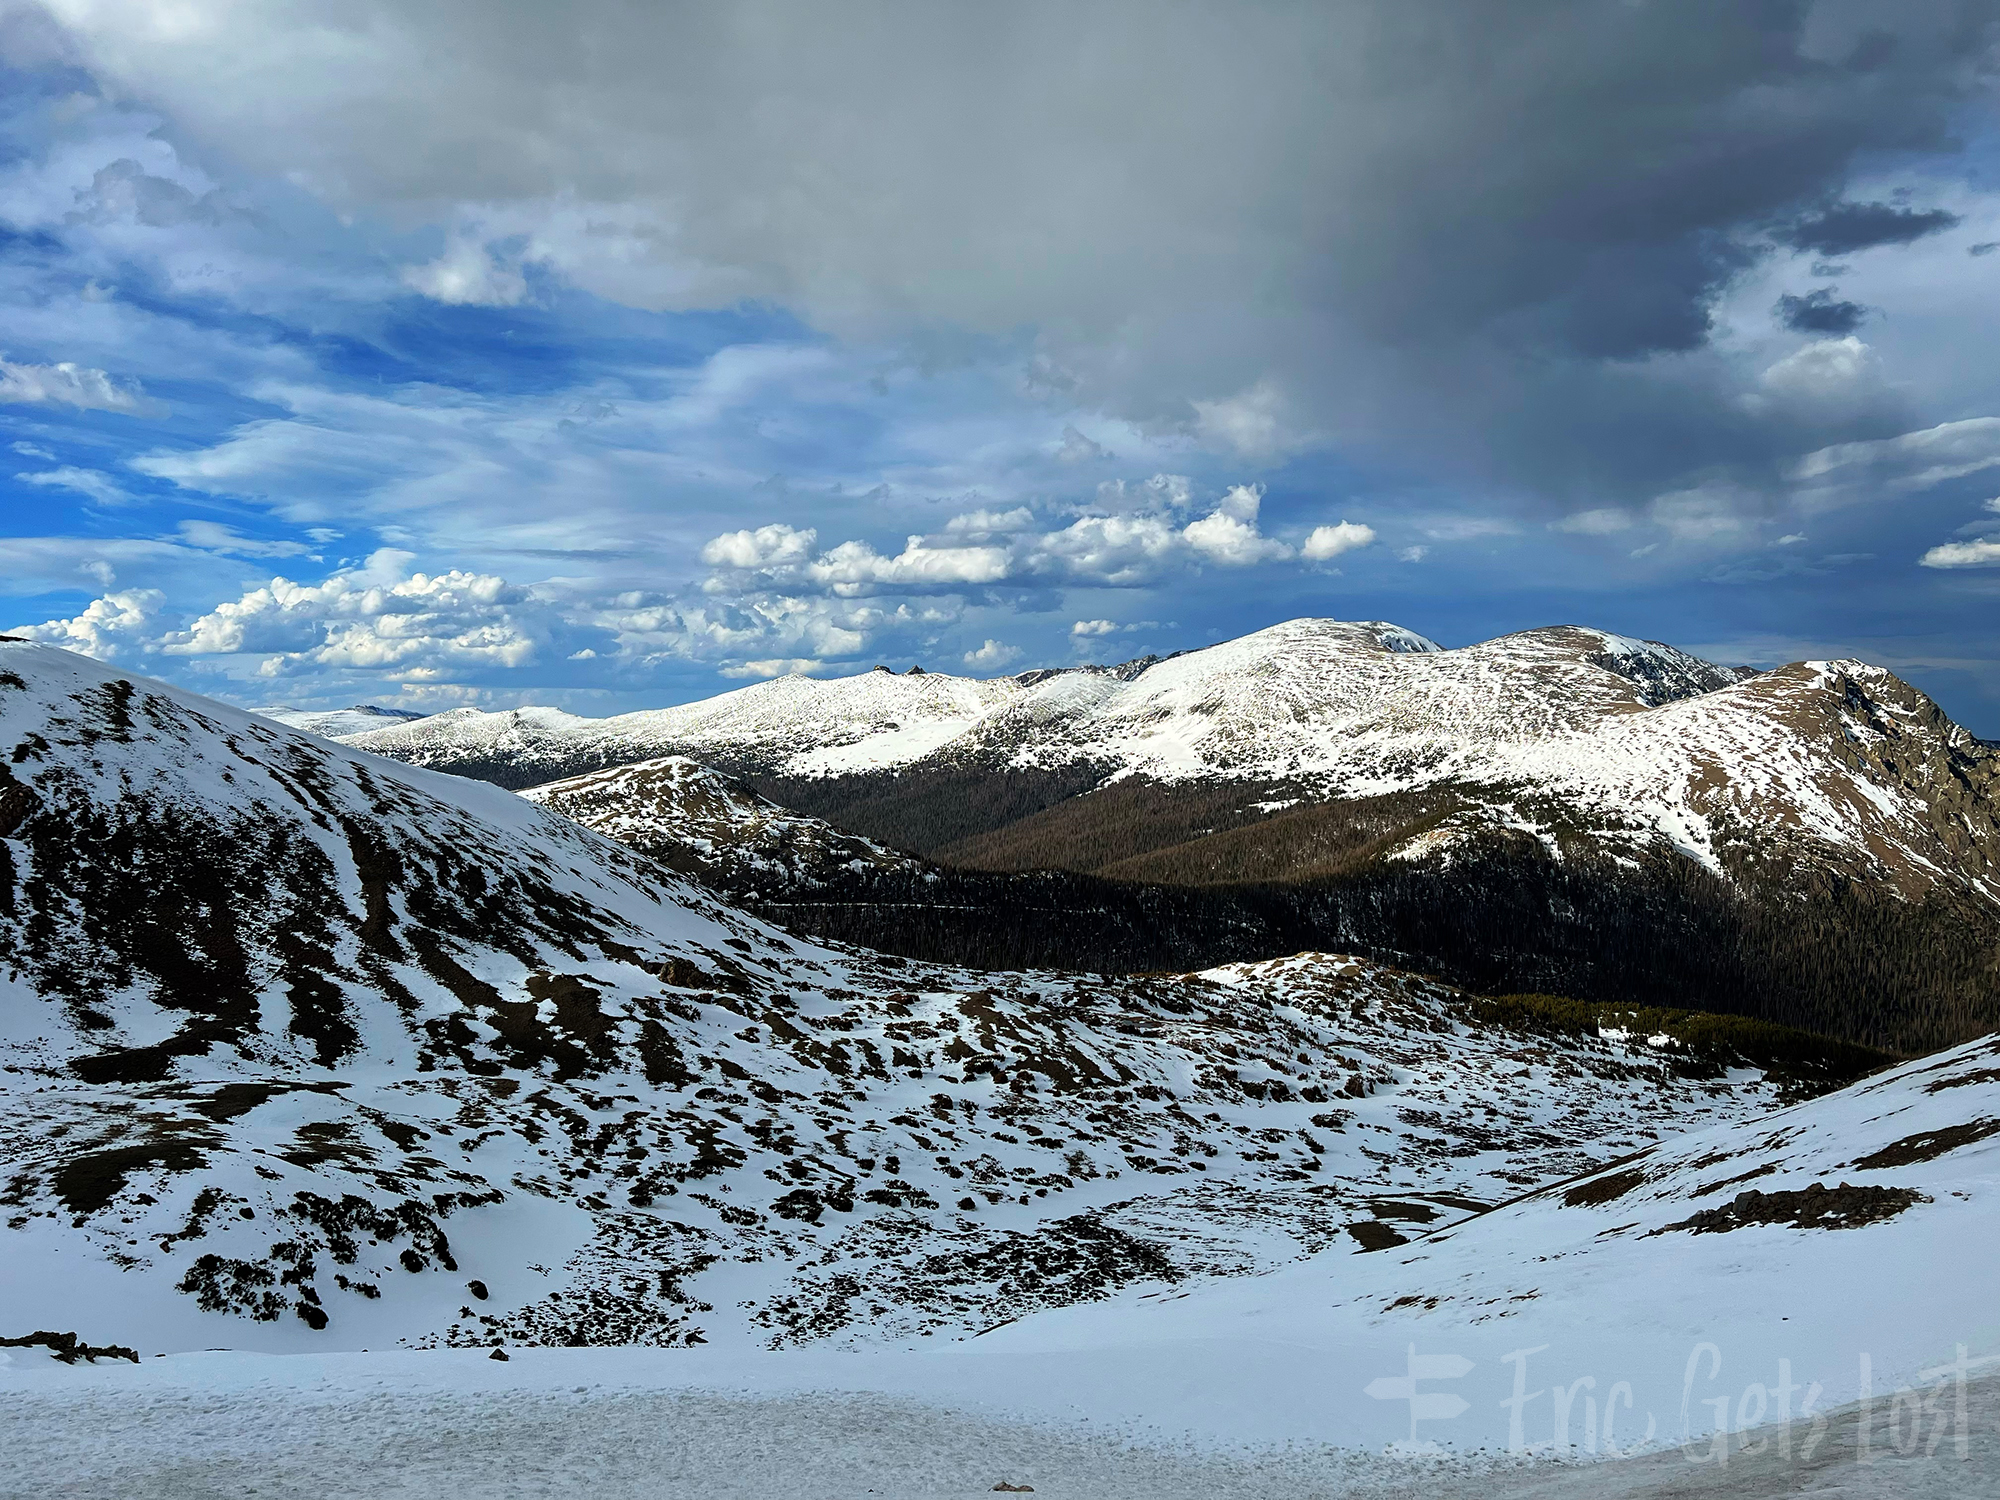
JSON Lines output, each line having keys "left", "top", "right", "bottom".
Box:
{"left": 0, "top": 638, "right": 1873, "bottom": 1357}
{"left": 339, "top": 620, "right": 1744, "bottom": 781}
{"left": 340, "top": 616, "right": 1996, "bottom": 907}
{"left": 345, "top": 619, "right": 2000, "bottom": 1051}
{"left": 254, "top": 704, "right": 427, "bottom": 739}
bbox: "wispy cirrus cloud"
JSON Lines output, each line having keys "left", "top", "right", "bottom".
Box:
{"left": 0, "top": 358, "right": 162, "bottom": 416}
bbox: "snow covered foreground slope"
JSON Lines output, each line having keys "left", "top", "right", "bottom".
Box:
{"left": 2, "top": 1036, "right": 1994, "bottom": 1491}
{"left": 0, "top": 639, "right": 1857, "bottom": 1359}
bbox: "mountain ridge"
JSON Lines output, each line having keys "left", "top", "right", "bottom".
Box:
{"left": 339, "top": 618, "right": 2000, "bottom": 1051}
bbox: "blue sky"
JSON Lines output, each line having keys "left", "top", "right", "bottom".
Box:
{"left": 6, "top": 4, "right": 2000, "bottom": 731}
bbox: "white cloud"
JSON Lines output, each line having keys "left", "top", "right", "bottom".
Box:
{"left": 19, "top": 465, "right": 130, "bottom": 504}
{"left": 962, "top": 638, "right": 1020, "bottom": 669}
{"left": 12, "top": 588, "right": 165, "bottom": 659}
{"left": 1791, "top": 417, "right": 2000, "bottom": 501}
{"left": 1396, "top": 545, "right": 1428, "bottom": 563}
{"left": 702, "top": 523, "right": 818, "bottom": 568}
{"left": 1301, "top": 520, "right": 1376, "bottom": 560}
{"left": 400, "top": 236, "right": 529, "bottom": 307}
{"left": 1919, "top": 538, "right": 2000, "bottom": 568}
{"left": 719, "top": 657, "right": 823, "bottom": 679}
{"left": 701, "top": 478, "right": 1304, "bottom": 596}
{"left": 806, "top": 536, "right": 1014, "bottom": 593}
{"left": 162, "top": 550, "right": 546, "bottom": 680}
{"left": 172, "top": 519, "right": 311, "bottom": 557}
{"left": 1555, "top": 508, "right": 1635, "bottom": 535}
{"left": 1070, "top": 618, "right": 1117, "bottom": 636}
{"left": 1028, "top": 512, "right": 1186, "bottom": 585}
{"left": 942, "top": 507, "right": 1036, "bottom": 536}
{"left": 1181, "top": 483, "right": 1292, "bottom": 565}
{"left": 1777, "top": 532, "right": 1807, "bottom": 545}
{"left": 0, "top": 358, "right": 161, "bottom": 415}
{"left": 11, "top": 441, "right": 55, "bottom": 460}
{"left": 1754, "top": 336, "right": 1882, "bottom": 405}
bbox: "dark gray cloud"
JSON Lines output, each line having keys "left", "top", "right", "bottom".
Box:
{"left": 1776, "top": 288, "right": 1872, "bottom": 335}
{"left": 1774, "top": 199, "right": 1964, "bottom": 256}
{"left": 20, "top": 0, "right": 2000, "bottom": 511}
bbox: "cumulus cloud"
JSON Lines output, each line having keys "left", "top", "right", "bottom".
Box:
{"left": 719, "top": 657, "right": 823, "bottom": 678}
{"left": 701, "top": 478, "right": 1307, "bottom": 595}
{"left": 962, "top": 639, "right": 1020, "bottom": 669}
{"left": 1181, "top": 485, "right": 1292, "bottom": 565}
{"left": 1920, "top": 539, "right": 2000, "bottom": 568}
{"left": 0, "top": 358, "right": 161, "bottom": 416}
{"left": 942, "top": 507, "right": 1036, "bottom": 536}
{"left": 1070, "top": 618, "right": 1117, "bottom": 637}
{"left": 1754, "top": 337, "right": 1882, "bottom": 404}
{"left": 702, "top": 523, "right": 818, "bottom": 569}
{"left": 12, "top": 588, "right": 165, "bottom": 659}
{"left": 161, "top": 550, "right": 547, "bottom": 679}
{"left": 1300, "top": 520, "right": 1376, "bottom": 560}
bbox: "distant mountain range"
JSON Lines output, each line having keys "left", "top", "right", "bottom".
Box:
{"left": 326, "top": 619, "right": 2000, "bottom": 1053}
{"left": 253, "top": 703, "right": 427, "bottom": 739}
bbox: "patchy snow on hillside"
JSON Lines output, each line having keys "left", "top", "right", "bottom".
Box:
{"left": 3, "top": 1035, "right": 1996, "bottom": 1496}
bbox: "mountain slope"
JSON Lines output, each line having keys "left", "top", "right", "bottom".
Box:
{"left": 965, "top": 1020, "right": 2000, "bottom": 1455}
{"left": 519, "top": 755, "right": 929, "bottom": 896}
{"left": 371, "top": 619, "right": 2000, "bottom": 1050}
{"left": 1, "top": 639, "right": 1863, "bottom": 1357}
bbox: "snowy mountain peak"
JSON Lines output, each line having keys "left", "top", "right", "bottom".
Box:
{"left": 333, "top": 616, "right": 1720, "bottom": 786}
